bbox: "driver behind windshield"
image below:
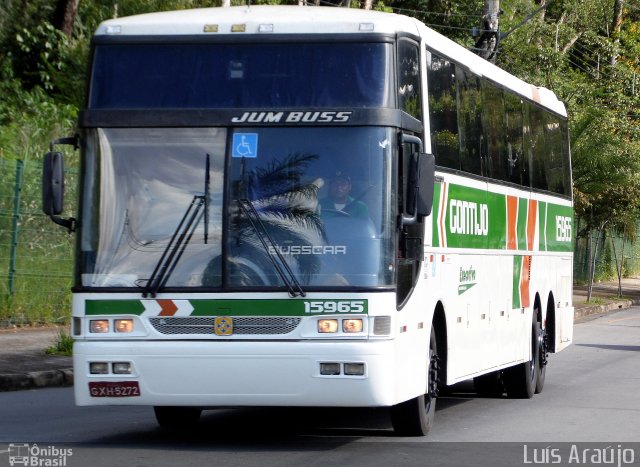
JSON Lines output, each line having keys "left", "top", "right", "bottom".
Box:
{"left": 319, "top": 171, "right": 369, "bottom": 218}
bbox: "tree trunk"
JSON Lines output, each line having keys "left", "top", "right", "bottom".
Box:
{"left": 53, "top": 0, "right": 79, "bottom": 38}
{"left": 611, "top": 232, "right": 622, "bottom": 297}
{"left": 610, "top": 0, "right": 624, "bottom": 67}
{"left": 587, "top": 224, "right": 606, "bottom": 303}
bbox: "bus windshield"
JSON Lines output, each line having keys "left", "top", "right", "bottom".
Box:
{"left": 89, "top": 42, "right": 393, "bottom": 109}
{"left": 79, "top": 127, "right": 395, "bottom": 290}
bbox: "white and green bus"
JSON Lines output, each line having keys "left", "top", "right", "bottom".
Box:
{"left": 43, "top": 5, "right": 573, "bottom": 436}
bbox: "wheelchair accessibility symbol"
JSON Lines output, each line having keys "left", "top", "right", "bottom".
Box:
{"left": 232, "top": 133, "right": 258, "bottom": 158}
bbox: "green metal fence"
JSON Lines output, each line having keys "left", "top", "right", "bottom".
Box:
{"left": 0, "top": 157, "right": 76, "bottom": 325}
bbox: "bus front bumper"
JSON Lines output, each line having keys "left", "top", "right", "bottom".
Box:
{"left": 73, "top": 339, "right": 400, "bottom": 407}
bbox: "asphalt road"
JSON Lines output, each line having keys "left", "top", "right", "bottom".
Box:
{"left": 1, "top": 308, "right": 639, "bottom": 467}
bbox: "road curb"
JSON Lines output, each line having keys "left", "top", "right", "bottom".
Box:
{"left": 0, "top": 368, "right": 73, "bottom": 392}
{"left": 574, "top": 299, "right": 635, "bottom": 320}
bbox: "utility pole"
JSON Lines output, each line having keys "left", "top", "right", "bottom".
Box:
{"left": 473, "top": 0, "right": 500, "bottom": 63}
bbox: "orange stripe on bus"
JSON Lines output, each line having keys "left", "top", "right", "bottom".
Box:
{"left": 520, "top": 255, "right": 532, "bottom": 308}
{"left": 157, "top": 299, "right": 178, "bottom": 316}
{"left": 527, "top": 199, "right": 537, "bottom": 251}
{"left": 439, "top": 182, "right": 447, "bottom": 247}
{"left": 507, "top": 195, "right": 518, "bottom": 250}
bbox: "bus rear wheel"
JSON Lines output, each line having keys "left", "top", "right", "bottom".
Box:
{"left": 503, "top": 312, "right": 540, "bottom": 399}
{"left": 154, "top": 406, "right": 202, "bottom": 429}
{"left": 390, "top": 326, "right": 438, "bottom": 436}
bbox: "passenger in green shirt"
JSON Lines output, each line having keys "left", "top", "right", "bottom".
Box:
{"left": 319, "top": 171, "right": 369, "bottom": 218}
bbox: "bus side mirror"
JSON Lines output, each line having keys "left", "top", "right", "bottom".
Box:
{"left": 404, "top": 152, "right": 435, "bottom": 224}
{"left": 42, "top": 136, "right": 78, "bottom": 232}
{"left": 42, "top": 151, "right": 65, "bottom": 216}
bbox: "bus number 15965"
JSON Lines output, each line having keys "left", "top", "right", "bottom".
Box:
{"left": 304, "top": 300, "right": 366, "bottom": 314}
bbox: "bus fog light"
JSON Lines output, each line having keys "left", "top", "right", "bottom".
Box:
{"left": 114, "top": 319, "right": 134, "bottom": 333}
{"left": 320, "top": 363, "right": 341, "bottom": 375}
{"left": 90, "top": 320, "right": 109, "bottom": 333}
{"left": 342, "top": 319, "right": 363, "bottom": 333}
{"left": 344, "top": 363, "right": 365, "bottom": 376}
{"left": 112, "top": 362, "right": 132, "bottom": 374}
{"left": 318, "top": 319, "right": 338, "bottom": 333}
{"left": 72, "top": 317, "right": 82, "bottom": 336}
{"left": 90, "top": 362, "right": 109, "bottom": 374}
{"left": 373, "top": 316, "right": 391, "bottom": 335}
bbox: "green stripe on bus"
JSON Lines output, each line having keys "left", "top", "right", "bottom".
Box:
{"left": 431, "top": 182, "right": 442, "bottom": 248}
{"left": 517, "top": 197, "right": 528, "bottom": 250}
{"left": 191, "top": 299, "right": 368, "bottom": 316}
{"left": 512, "top": 256, "right": 523, "bottom": 309}
{"left": 538, "top": 201, "right": 547, "bottom": 251}
{"left": 545, "top": 204, "right": 573, "bottom": 252}
{"left": 86, "top": 300, "right": 146, "bottom": 315}
{"left": 434, "top": 182, "right": 571, "bottom": 252}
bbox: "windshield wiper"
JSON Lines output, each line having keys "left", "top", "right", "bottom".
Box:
{"left": 238, "top": 198, "right": 306, "bottom": 298}
{"left": 142, "top": 154, "right": 211, "bottom": 298}
{"left": 204, "top": 153, "right": 210, "bottom": 244}
{"left": 143, "top": 195, "right": 205, "bottom": 298}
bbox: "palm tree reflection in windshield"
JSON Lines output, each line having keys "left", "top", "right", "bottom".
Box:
{"left": 203, "top": 153, "right": 326, "bottom": 288}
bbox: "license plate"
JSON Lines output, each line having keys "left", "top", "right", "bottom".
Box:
{"left": 89, "top": 381, "right": 140, "bottom": 397}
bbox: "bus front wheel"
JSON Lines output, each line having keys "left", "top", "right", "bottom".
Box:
{"left": 390, "top": 326, "right": 438, "bottom": 436}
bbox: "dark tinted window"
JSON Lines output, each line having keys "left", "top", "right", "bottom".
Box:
{"left": 456, "top": 67, "right": 482, "bottom": 175}
{"left": 427, "top": 52, "right": 459, "bottom": 170}
{"left": 90, "top": 43, "right": 393, "bottom": 109}
{"left": 398, "top": 40, "right": 422, "bottom": 120}
{"left": 482, "top": 80, "right": 508, "bottom": 181}
{"left": 505, "top": 92, "right": 527, "bottom": 186}
{"left": 528, "top": 104, "right": 569, "bottom": 195}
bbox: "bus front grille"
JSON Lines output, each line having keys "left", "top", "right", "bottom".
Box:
{"left": 148, "top": 316, "right": 301, "bottom": 335}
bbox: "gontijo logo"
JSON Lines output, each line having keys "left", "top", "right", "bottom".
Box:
{"left": 449, "top": 199, "right": 489, "bottom": 236}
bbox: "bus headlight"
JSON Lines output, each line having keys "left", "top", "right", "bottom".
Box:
{"left": 90, "top": 362, "right": 109, "bottom": 374}
{"left": 89, "top": 320, "right": 109, "bottom": 333}
{"left": 112, "top": 362, "right": 132, "bottom": 374}
{"left": 342, "top": 319, "right": 363, "bottom": 333}
{"left": 114, "top": 319, "right": 134, "bottom": 333}
{"left": 318, "top": 319, "right": 338, "bottom": 333}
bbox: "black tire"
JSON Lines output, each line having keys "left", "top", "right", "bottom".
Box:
{"left": 503, "top": 313, "right": 540, "bottom": 399}
{"left": 474, "top": 370, "right": 504, "bottom": 397}
{"left": 390, "top": 326, "right": 437, "bottom": 436}
{"left": 535, "top": 321, "right": 547, "bottom": 394}
{"left": 154, "top": 406, "right": 202, "bottom": 429}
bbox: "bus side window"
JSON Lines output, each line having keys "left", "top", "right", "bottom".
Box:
{"left": 528, "top": 103, "right": 549, "bottom": 192}
{"left": 482, "top": 80, "right": 508, "bottom": 182}
{"left": 398, "top": 39, "right": 422, "bottom": 120}
{"left": 505, "top": 92, "right": 527, "bottom": 187}
{"left": 542, "top": 113, "right": 567, "bottom": 195}
{"left": 426, "top": 51, "right": 460, "bottom": 170}
{"left": 456, "top": 67, "right": 482, "bottom": 175}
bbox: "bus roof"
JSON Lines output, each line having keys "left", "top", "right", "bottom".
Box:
{"left": 95, "top": 5, "right": 421, "bottom": 36}
{"left": 95, "top": 5, "right": 566, "bottom": 117}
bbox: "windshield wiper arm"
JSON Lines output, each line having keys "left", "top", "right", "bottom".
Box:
{"left": 143, "top": 154, "right": 211, "bottom": 297}
{"left": 143, "top": 195, "right": 205, "bottom": 298}
{"left": 238, "top": 198, "right": 305, "bottom": 298}
{"left": 204, "top": 153, "right": 210, "bottom": 244}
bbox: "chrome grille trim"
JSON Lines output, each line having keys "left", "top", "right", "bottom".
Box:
{"left": 149, "top": 316, "right": 301, "bottom": 335}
